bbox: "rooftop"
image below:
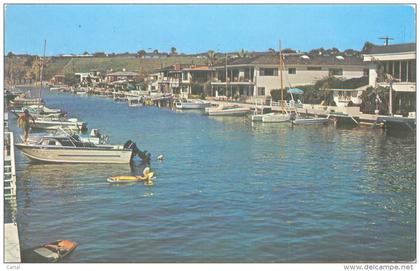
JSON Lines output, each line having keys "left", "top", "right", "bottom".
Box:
{"left": 107, "top": 71, "right": 139, "bottom": 76}
{"left": 365, "top": 43, "right": 416, "bottom": 55}
{"left": 213, "top": 53, "right": 366, "bottom": 67}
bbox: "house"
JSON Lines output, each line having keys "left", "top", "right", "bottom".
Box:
{"left": 75, "top": 70, "right": 103, "bottom": 86}
{"left": 210, "top": 53, "right": 369, "bottom": 100}
{"left": 363, "top": 43, "right": 416, "bottom": 92}
{"left": 49, "top": 74, "right": 65, "bottom": 85}
{"left": 179, "top": 66, "right": 214, "bottom": 97}
{"left": 106, "top": 70, "right": 139, "bottom": 83}
{"left": 363, "top": 42, "right": 416, "bottom": 116}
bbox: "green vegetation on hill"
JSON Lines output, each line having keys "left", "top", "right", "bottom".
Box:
{"left": 62, "top": 56, "right": 208, "bottom": 76}
{"left": 5, "top": 55, "right": 209, "bottom": 84}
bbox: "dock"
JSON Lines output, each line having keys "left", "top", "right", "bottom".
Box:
{"left": 4, "top": 114, "right": 21, "bottom": 263}
{"left": 208, "top": 99, "right": 387, "bottom": 126}
{"left": 5, "top": 223, "right": 21, "bottom": 263}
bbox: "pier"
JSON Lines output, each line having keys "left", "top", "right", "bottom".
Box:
{"left": 4, "top": 114, "right": 21, "bottom": 263}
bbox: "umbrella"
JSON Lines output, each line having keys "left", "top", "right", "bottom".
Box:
{"left": 287, "top": 88, "right": 304, "bottom": 94}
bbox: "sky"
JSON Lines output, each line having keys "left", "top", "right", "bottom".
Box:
{"left": 3, "top": 4, "right": 416, "bottom": 56}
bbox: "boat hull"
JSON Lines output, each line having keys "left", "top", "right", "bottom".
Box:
{"left": 262, "top": 114, "right": 290, "bottom": 123}
{"left": 293, "top": 118, "right": 329, "bottom": 125}
{"left": 15, "top": 144, "right": 133, "bottom": 164}
{"left": 175, "top": 102, "right": 209, "bottom": 109}
{"left": 31, "top": 120, "right": 87, "bottom": 131}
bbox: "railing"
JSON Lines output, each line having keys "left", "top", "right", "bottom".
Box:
{"left": 4, "top": 132, "right": 16, "bottom": 198}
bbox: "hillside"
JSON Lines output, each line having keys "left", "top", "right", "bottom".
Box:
{"left": 4, "top": 55, "right": 209, "bottom": 84}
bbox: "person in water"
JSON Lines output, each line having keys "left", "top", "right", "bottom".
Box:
{"left": 17, "top": 109, "right": 35, "bottom": 143}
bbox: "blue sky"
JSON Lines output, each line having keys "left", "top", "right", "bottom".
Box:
{"left": 4, "top": 4, "right": 416, "bottom": 55}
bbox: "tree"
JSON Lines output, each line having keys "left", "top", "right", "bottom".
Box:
{"left": 309, "top": 48, "right": 326, "bottom": 56}
{"left": 281, "top": 48, "right": 296, "bottom": 54}
{"left": 7, "top": 52, "right": 14, "bottom": 57}
{"left": 170, "top": 47, "right": 177, "bottom": 55}
{"left": 153, "top": 49, "right": 159, "bottom": 55}
{"left": 207, "top": 50, "right": 216, "bottom": 65}
{"left": 362, "top": 41, "right": 375, "bottom": 54}
{"left": 64, "top": 73, "right": 77, "bottom": 86}
{"left": 93, "top": 52, "right": 107, "bottom": 57}
{"left": 137, "top": 50, "right": 146, "bottom": 58}
{"left": 83, "top": 51, "right": 90, "bottom": 55}
{"left": 268, "top": 48, "right": 276, "bottom": 53}
{"left": 237, "top": 48, "right": 248, "bottom": 58}
{"left": 326, "top": 47, "right": 340, "bottom": 55}
{"left": 344, "top": 49, "right": 360, "bottom": 57}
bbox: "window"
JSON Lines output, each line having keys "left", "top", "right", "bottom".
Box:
{"left": 288, "top": 68, "right": 296, "bottom": 74}
{"left": 260, "top": 68, "right": 278, "bottom": 76}
{"left": 258, "top": 87, "right": 265, "bottom": 96}
{"left": 329, "top": 68, "right": 343, "bottom": 76}
{"left": 307, "top": 66, "right": 322, "bottom": 71}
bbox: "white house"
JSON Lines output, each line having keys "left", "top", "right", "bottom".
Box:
{"left": 210, "top": 53, "right": 369, "bottom": 99}
{"left": 363, "top": 43, "right": 416, "bottom": 92}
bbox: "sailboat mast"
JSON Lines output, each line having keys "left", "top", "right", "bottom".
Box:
{"left": 39, "top": 40, "right": 47, "bottom": 100}
{"left": 279, "top": 40, "right": 284, "bottom": 102}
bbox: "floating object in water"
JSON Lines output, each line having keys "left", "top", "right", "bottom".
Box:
{"left": 21, "top": 239, "right": 78, "bottom": 263}
{"left": 157, "top": 154, "right": 164, "bottom": 161}
{"left": 107, "top": 167, "right": 155, "bottom": 184}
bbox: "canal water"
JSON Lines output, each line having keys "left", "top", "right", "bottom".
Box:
{"left": 8, "top": 90, "right": 416, "bottom": 262}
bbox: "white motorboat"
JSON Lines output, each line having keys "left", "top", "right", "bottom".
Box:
{"left": 205, "top": 104, "right": 250, "bottom": 116}
{"left": 261, "top": 113, "right": 291, "bottom": 123}
{"left": 174, "top": 99, "right": 210, "bottom": 109}
{"left": 15, "top": 135, "right": 149, "bottom": 164}
{"left": 28, "top": 105, "right": 62, "bottom": 114}
{"left": 127, "top": 97, "right": 143, "bottom": 107}
{"left": 11, "top": 105, "right": 65, "bottom": 118}
{"left": 24, "top": 128, "right": 108, "bottom": 145}
{"left": 292, "top": 117, "right": 329, "bottom": 125}
{"left": 10, "top": 97, "right": 43, "bottom": 107}
{"left": 31, "top": 117, "right": 87, "bottom": 132}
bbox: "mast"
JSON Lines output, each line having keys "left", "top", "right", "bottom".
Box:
{"left": 39, "top": 40, "right": 47, "bottom": 103}
{"left": 225, "top": 53, "right": 228, "bottom": 97}
{"left": 279, "top": 40, "right": 284, "bottom": 105}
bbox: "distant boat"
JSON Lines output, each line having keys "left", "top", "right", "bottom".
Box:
{"left": 261, "top": 113, "right": 291, "bottom": 123}
{"left": 174, "top": 99, "right": 211, "bottom": 109}
{"left": 11, "top": 105, "right": 65, "bottom": 118}
{"left": 31, "top": 117, "right": 87, "bottom": 132}
{"left": 205, "top": 104, "right": 249, "bottom": 116}
{"left": 10, "top": 96, "right": 44, "bottom": 107}
{"left": 21, "top": 239, "right": 78, "bottom": 263}
{"left": 127, "top": 97, "right": 143, "bottom": 107}
{"left": 292, "top": 117, "right": 329, "bottom": 125}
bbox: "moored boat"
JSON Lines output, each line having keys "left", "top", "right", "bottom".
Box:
{"left": 21, "top": 239, "right": 78, "bottom": 263}
{"left": 292, "top": 117, "right": 329, "bottom": 125}
{"left": 174, "top": 99, "right": 210, "bottom": 109}
{"left": 261, "top": 113, "right": 291, "bottom": 123}
{"left": 31, "top": 117, "right": 87, "bottom": 132}
{"left": 205, "top": 104, "right": 250, "bottom": 116}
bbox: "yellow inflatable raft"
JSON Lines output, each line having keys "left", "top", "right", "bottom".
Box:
{"left": 107, "top": 167, "right": 155, "bottom": 184}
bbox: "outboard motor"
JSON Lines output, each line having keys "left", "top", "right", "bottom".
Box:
{"left": 124, "top": 140, "right": 151, "bottom": 164}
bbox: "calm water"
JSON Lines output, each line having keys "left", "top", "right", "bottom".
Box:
{"left": 7, "top": 90, "right": 416, "bottom": 262}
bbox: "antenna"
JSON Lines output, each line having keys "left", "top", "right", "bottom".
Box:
{"left": 379, "top": 37, "right": 394, "bottom": 46}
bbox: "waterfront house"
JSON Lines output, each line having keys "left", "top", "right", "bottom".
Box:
{"left": 106, "top": 70, "right": 139, "bottom": 83}
{"left": 363, "top": 43, "right": 416, "bottom": 115}
{"left": 179, "top": 66, "right": 214, "bottom": 97}
{"left": 210, "top": 53, "right": 368, "bottom": 101}
{"left": 146, "top": 65, "right": 184, "bottom": 93}
{"left": 363, "top": 43, "right": 416, "bottom": 91}
{"left": 49, "top": 74, "right": 65, "bottom": 85}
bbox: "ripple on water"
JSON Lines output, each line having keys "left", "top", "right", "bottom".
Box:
{"left": 10, "top": 90, "right": 416, "bottom": 262}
